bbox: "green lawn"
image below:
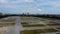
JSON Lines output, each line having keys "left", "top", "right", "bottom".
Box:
{"left": 0, "top": 19, "right": 15, "bottom": 22}
{"left": 21, "top": 22, "right": 28, "bottom": 24}
{"left": 20, "top": 29, "right": 58, "bottom": 34}
{"left": 20, "top": 30, "right": 36, "bottom": 34}
{"left": 22, "top": 23, "right": 60, "bottom": 27}
{"left": 47, "top": 24, "right": 60, "bottom": 26}
{"left": 57, "top": 28, "right": 60, "bottom": 30}
{"left": 0, "top": 23, "right": 15, "bottom": 27}
{"left": 22, "top": 24, "right": 45, "bottom": 27}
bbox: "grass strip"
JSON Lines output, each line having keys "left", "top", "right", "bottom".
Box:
{"left": 0, "top": 23, "right": 15, "bottom": 27}
{"left": 22, "top": 24, "right": 45, "bottom": 27}
{"left": 21, "top": 22, "right": 28, "bottom": 24}
{"left": 47, "top": 24, "right": 60, "bottom": 26}
{"left": 20, "top": 29, "right": 58, "bottom": 34}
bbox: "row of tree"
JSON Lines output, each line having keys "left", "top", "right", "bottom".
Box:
{"left": 0, "top": 13, "right": 60, "bottom": 19}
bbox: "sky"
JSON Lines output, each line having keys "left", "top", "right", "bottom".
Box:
{"left": 0, "top": 0, "right": 60, "bottom": 14}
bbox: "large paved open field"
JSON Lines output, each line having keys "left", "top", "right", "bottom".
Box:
{"left": 0, "top": 16, "right": 60, "bottom": 34}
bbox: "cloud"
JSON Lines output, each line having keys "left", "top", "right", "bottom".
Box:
{"left": 0, "top": 0, "right": 8, "bottom": 3}
{"left": 0, "top": 0, "right": 34, "bottom": 3}
{"left": 37, "top": 9, "right": 42, "bottom": 11}
{"left": 0, "top": 0, "right": 60, "bottom": 14}
{"left": 35, "top": 0, "right": 60, "bottom": 14}
{"left": 17, "top": 0, "right": 34, "bottom": 2}
{"left": 18, "top": 0, "right": 34, "bottom": 2}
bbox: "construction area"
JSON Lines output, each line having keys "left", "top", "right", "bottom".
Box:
{"left": 0, "top": 16, "right": 60, "bottom": 34}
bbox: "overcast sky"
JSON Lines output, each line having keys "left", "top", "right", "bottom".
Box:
{"left": 0, "top": 0, "right": 60, "bottom": 14}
